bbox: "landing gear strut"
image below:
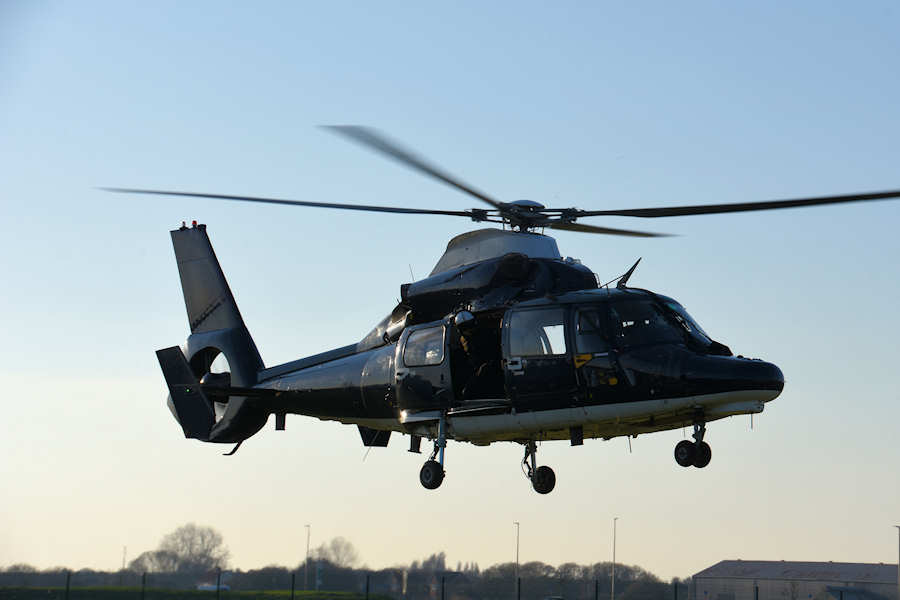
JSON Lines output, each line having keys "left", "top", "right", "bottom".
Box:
{"left": 419, "top": 413, "right": 447, "bottom": 490}
{"left": 674, "top": 417, "right": 712, "bottom": 469}
{"left": 522, "top": 441, "right": 556, "bottom": 494}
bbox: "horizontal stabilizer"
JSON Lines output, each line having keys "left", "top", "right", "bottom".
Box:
{"left": 157, "top": 346, "right": 215, "bottom": 440}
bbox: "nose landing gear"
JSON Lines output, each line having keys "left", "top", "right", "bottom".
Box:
{"left": 674, "top": 418, "right": 712, "bottom": 469}
{"left": 523, "top": 440, "right": 556, "bottom": 494}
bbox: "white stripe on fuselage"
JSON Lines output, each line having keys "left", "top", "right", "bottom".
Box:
{"left": 332, "top": 389, "right": 780, "bottom": 445}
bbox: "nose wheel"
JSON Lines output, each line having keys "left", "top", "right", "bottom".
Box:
{"left": 419, "top": 459, "right": 444, "bottom": 489}
{"left": 523, "top": 441, "right": 556, "bottom": 494}
{"left": 674, "top": 419, "right": 712, "bottom": 468}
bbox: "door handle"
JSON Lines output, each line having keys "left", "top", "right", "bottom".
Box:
{"left": 507, "top": 358, "right": 523, "bottom": 372}
{"left": 395, "top": 370, "right": 408, "bottom": 382}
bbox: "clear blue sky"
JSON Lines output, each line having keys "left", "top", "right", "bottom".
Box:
{"left": 1, "top": 1, "right": 899, "bottom": 579}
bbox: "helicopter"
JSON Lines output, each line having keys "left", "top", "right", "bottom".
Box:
{"left": 108, "top": 127, "right": 900, "bottom": 494}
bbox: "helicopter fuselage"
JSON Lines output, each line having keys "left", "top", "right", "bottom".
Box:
{"left": 242, "top": 286, "right": 783, "bottom": 448}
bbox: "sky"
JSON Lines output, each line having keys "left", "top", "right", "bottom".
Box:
{"left": 1, "top": 0, "right": 899, "bottom": 581}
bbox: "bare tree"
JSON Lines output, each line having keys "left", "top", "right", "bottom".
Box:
{"left": 313, "top": 537, "right": 359, "bottom": 568}
{"left": 420, "top": 552, "right": 447, "bottom": 573}
{"left": 128, "top": 550, "right": 179, "bottom": 573}
{"left": 3, "top": 564, "right": 37, "bottom": 573}
{"left": 135, "top": 523, "right": 231, "bottom": 573}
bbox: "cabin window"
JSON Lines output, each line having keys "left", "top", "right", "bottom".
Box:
{"left": 404, "top": 326, "right": 445, "bottom": 366}
{"left": 509, "top": 308, "right": 567, "bottom": 356}
{"left": 575, "top": 309, "right": 609, "bottom": 353}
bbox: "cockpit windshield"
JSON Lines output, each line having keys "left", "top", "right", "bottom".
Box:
{"left": 663, "top": 301, "right": 712, "bottom": 345}
{"left": 609, "top": 300, "right": 683, "bottom": 347}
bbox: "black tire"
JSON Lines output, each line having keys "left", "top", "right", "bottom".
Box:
{"left": 674, "top": 440, "right": 696, "bottom": 467}
{"left": 419, "top": 460, "right": 445, "bottom": 490}
{"left": 532, "top": 465, "right": 556, "bottom": 494}
{"left": 693, "top": 441, "right": 712, "bottom": 468}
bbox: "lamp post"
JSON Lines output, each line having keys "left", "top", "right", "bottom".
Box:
{"left": 894, "top": 526, "right": 899, "bottom": 600}
{"left": 514, "top": 521, "right": 520, "bottom": 597}
{"left": 514, "top": 522, "right": 520, "bottom": 579}
{"left": 305, "top": 524, "right": 311, "bottom": 591}
{"left": 611, "top": 517, "right": 618, "bottom": 600}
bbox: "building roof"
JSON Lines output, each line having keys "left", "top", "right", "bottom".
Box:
{"left": 693, "top": 561, "right": 898, "bottom": 584}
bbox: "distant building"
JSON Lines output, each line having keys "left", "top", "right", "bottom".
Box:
{"left": 692, "top": 561, "right": 898, "bottom": 600}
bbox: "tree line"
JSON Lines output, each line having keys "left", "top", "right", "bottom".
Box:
{"left": 1, "top": 524, "right": 692, "bottom": 600}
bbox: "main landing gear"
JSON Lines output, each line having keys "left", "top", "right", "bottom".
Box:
{"left": 419, "top": 414, "right": 447, "bottom": 490}
{"left": 415, "top": 415, "right": 558, "bottom": 494}
{"left": 523, "top": 441, "right": 556, "bottom": 494}
{"left": 674, "top": 418, "right": 712, "bottom": 469}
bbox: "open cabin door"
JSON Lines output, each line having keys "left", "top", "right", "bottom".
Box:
{"left": 503, "top": 306, "right": 577, "bottom": 410}
{"left": 395, "top": 321, "right": 454, "bottom": 411}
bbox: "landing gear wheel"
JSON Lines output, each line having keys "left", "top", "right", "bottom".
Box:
{"left": 522, "top": 441, "right": 557, "bottom": 494}
{"left": 419, "top": 460, "right": 445, "bottom": 490}
{"left": 532, "top": 465, "right": 556, "bottom": 494}
{"left": 674, "top": 440, "right": 696, "bottom": 467}
{"left": 692, "top": 441, "right": 712, "bottom": 468}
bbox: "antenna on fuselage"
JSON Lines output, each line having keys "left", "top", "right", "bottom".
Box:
{"left": 616, "top": 257, "right": 642, "bottom": 289}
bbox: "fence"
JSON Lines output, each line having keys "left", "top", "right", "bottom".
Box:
{"left": 0, "top": 569, "right": 690, "bottom": 600}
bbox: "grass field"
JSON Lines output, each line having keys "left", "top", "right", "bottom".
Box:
{"left": 0, "top": 588, "right": 394, "bottom": 600}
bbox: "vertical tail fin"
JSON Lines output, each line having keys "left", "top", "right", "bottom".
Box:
{"left": 162, "top": 223, "right": 267, "bottom": 443}
{"left": 173, "top": 223, "right": 256, "bottom": 339}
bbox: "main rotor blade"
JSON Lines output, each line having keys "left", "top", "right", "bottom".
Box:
{"left": 323, "top": 126, "right": 504, "bottom": 210}
{"left": 548, "top": 221, "right": 672, "bottom": 238}
{"left": 579, "top": 189, "right": 900, "bottom": 218}
{"left": 101, "top": 188, "right": 475, "bottom": 217}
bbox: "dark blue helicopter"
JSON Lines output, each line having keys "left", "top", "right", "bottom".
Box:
{"left": 109, "top": 127, "right": 900, "bottom": 494}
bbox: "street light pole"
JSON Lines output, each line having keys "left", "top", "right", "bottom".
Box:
{"left": 611, "top": 517, "right": 619, "bottom": 600}
{"left": 515, "top": 521, "right": 520, "bottom": 580}
{"left": 894, "top": 526, "right": 899, "bottom": 600}
{"left": 514, "top": 521, "right": 520, "bottom": 596}
{"left": 305, "top": 524, "right": 311, "bottom": 591}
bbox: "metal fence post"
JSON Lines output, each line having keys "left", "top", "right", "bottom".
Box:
{"left": 216, "top": 568, "right": 221, "bottom": 600}
{"left": 366, "top": 573, "right": 370, "bottom": 600}
{"left": 291, "top": 572, "right": 296, "bottom": 600}
{"left": 442, "top": 575, "right": 445, "bottom": 600}
{"left": 141, "top": 572, "right": 146, "bottom": 600}
{"left": 517, "top": 576, "right": 521, "bottom": 600}
{"left": 65, "top": 570, "right": 71, "bottom": 600}
{"left": 595, "top": 580, "right": 599, "bottom": 600}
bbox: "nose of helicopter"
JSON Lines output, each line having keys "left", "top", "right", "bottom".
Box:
{"left": 747, "top": 359, "right": 784, "bottom": 395}
{"left": 685, "top": 354, "right": 784, "bottom": 399}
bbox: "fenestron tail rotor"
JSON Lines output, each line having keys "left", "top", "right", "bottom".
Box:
{"left": 103, "top": 126, "right": 900, "bottom": 237}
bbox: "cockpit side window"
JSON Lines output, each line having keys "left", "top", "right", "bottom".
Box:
{"left": 575, "top": 309, "right": 609, "bottom": 353}
{"left": 609, "top": 300, "right": 682, "bottom": 347}
{"left": 404, "top": 326, "right": 445, "bottom": 366}
{"left": 509, "top": 308, "right": 567, "bottom": 356}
